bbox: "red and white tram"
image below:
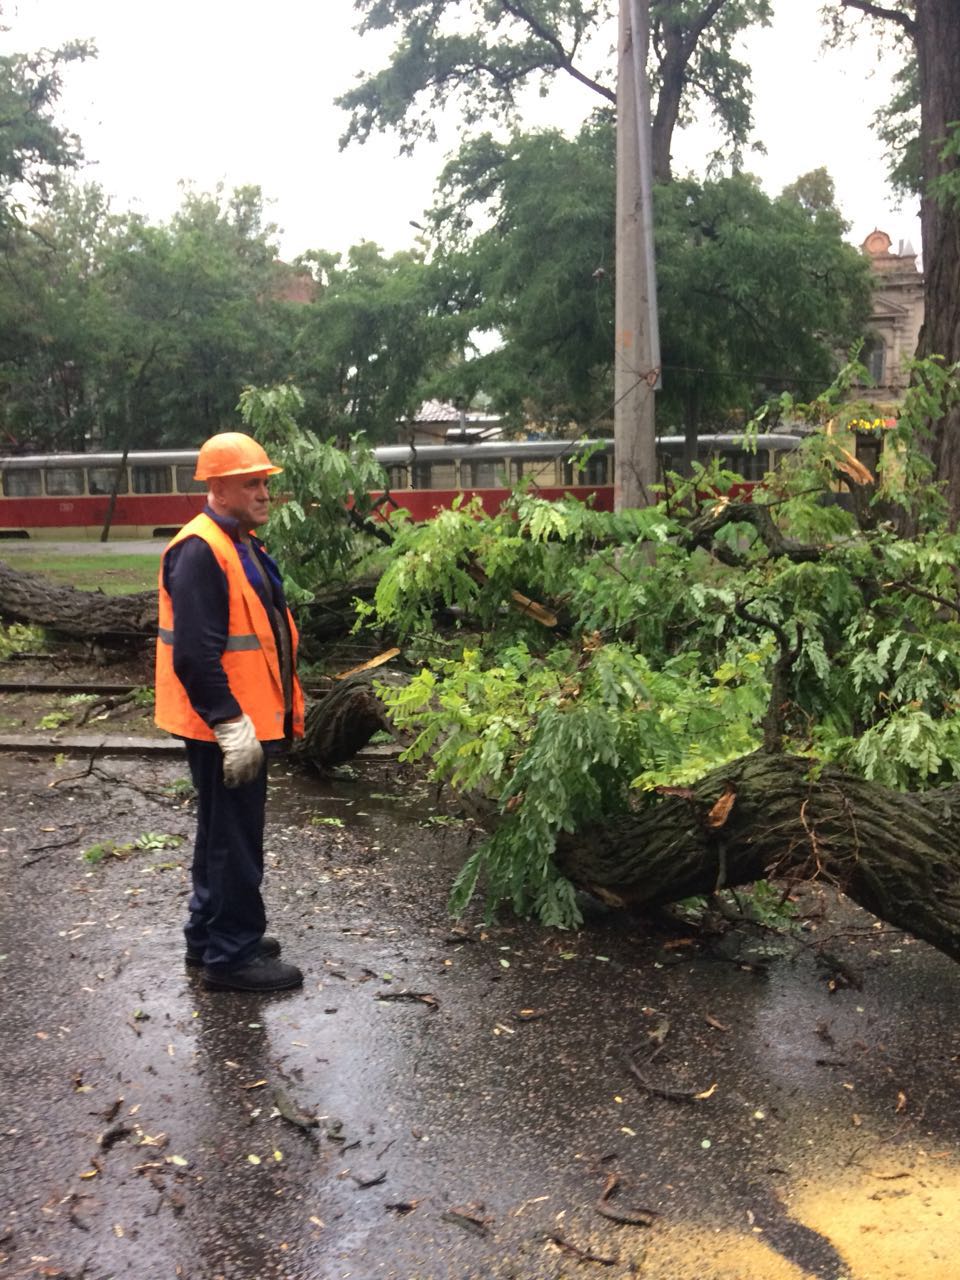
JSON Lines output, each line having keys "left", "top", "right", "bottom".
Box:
{"left": 0, "top": 435, "right": 801, "bottom": 539}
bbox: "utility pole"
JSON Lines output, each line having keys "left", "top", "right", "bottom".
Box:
{"left": 614, "top": 0, "right": 660, "bottom": 512}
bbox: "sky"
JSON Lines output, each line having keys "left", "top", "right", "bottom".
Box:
{"left": 0, "top": 0, "right": 921, "bottom": 263}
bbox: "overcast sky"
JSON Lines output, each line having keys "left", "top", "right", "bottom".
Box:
{"left": 1, "top": 0, "right": 921, "bottom": 262}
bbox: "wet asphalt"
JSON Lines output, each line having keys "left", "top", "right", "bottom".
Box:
{"left": 1, "top": 749, "right": 959, "bottom": 1280}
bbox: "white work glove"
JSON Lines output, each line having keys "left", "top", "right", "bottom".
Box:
{"left": 213, "top": 713, "right": 264, "bottom": 787}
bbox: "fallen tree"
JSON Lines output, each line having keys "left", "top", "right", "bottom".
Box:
{"left": 555, "top": 749, "right": 960, "bottom": 964}
{"left": 0, "top": 557, "right": 157, "bottom": 639}
{"left": 362, "top": 364, "right": 960, "bottom": 947}
{"left": 0, "top": 557, "right": 379, "bottom": 647}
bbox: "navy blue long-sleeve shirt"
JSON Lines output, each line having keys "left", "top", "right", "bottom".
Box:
{"left": 162, "top": 507, "right": 292, "bottom": 729}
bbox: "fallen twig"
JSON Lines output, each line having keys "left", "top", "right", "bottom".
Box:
{"left": 622, "top": 1053, "right": 705, "bottom": 1104}
{"left": 594, "top": 1171, "right": 659, "bottom": 1227}
{"left": 441, "top": 1204, "right": 491, "bottom": 1236}
{"left": 22, "top": 825, "right": 84, "bottom": 866}
{"left": 273, "top": 1087, "right": 320, "bottom": 1130}
{"left": 375, "top": 991, "right": 439, "bottom": 1010}
{"left": 547, "top": 1234, "right": 618, "bottom": 1265}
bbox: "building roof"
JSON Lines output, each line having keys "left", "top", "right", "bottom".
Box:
{"left": 411, "top": 398, "right": 500, "bottom": 425}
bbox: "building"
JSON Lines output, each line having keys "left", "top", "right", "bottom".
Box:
{"left": 401, "top": 399, "right": 502, "bottom": 445}
{"left": 860, "top": 230, "right": 924, "bottom": 400}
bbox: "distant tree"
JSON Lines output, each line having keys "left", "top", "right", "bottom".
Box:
{"left": 0, "top": 37, "right": 93, "bottom": 225}
{"left": 289, "top": 240, "right": 466, "bottom": 443}
{"left": 428, "top": 122, "right": 871, "bottom": 440}
{"left": 338, "top": 0, "right": 772, "bottom": 182}
{"left": 427, "top": 119, "right": 618, "bottom": 431}
{"left": 92, "top": 185, "right": 296, "bottom": 449}
{"left": 657, "top": 167, "right": 871, "bottom": 459}
{"left": 0, "top": 184, "right": 301, "bottom": 451}
{"left": 0, "top": 183, "right": 120, "bottom": 449}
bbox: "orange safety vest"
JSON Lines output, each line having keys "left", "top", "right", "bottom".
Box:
{"left": 155, "top": 512, "right": 304, "bottom": 742}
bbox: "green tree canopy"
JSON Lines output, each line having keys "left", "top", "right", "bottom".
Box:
{"left": 338, "top": 0, "right": 772, "bottom": 181}
{"left": 359, "top": 358, "right": 960, "bottom": 925}
{"left": 427, "top": 121, "right": 871, "bottom": 434}
{"left": 289, "top": 240, "right": 466, "bottom": 443}
{"left": 0, "top": 37, "right": 93, "bottom": 224}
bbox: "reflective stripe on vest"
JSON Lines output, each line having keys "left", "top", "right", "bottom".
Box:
{"left": 158, "top": 626, "right": 261, "bottom": 652}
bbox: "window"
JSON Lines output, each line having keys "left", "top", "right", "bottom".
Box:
{"left": 460, "top": 459, "right": 504, "bottom": 488}
{"left": 561, "top": 453, "right": 608, "bottom": 486}
{"left": 88, "top": 466, "right": 128, "bottom": 496}
{"left": 517, "top": 456, "right": 559, "bottom": 486}
{"left": 412, "top": 461, "right": 457, "bottom": 490}
{"left": 45, "top": 467, "right": 84, "bottom": 496}
{"left": 2, "top": 468, "right": 42, "bottom": 497}
{"left": 714, "top": 449, "right": 765, "bottom": 482}
{"left": 384, "top": 464, "right": 409, "bottom": 490}
{"left": 131, "top": 465, "right": 172, "bottom": 494}
{"left": 175, "top": 466, "right": 206, "bottom": 494}
{"left": 865, "top": 337, "right": 886, "bottom": 385}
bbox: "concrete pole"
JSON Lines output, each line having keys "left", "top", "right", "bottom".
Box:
{"left": 614, "top": 0, "right": 660, "bottom": 511}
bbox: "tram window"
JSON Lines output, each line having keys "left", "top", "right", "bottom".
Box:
{"left": 132, "top": 465, "right": 172, "bottom": 494}
{"left": 411, "top": 461, "right": 457, "bottom": 490}
{"left": 657, "top": 447, "right": 681, "bottom": 475}
{"left": 561, "top": 453, "right": 608, "bottom": 486}
{"left": 713, "top": 449, "right": 765, "bottom": 481}
{"left": 515, "top": 456, "right": 558, "bottom": 486}
{"left": 461, "top": 459, "right": 504, "bottom": 488}
{"left": 45, "top": 467, "right": 84, "bottom": 496}
{"left": 384, "top": 465, "right": 408, "bottom": 490}
{"left": 2, "top": 468, "right": 42, "bottom": 497}
{"left": 175, "top": 465, "right": 206, "bottom": 494}
{"left": 88, "top": 466, "right": 128, "bottom": 496}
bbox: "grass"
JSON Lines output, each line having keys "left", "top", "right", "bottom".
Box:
{"left": 10, "top": 551, "right": 160, "bottom": 594}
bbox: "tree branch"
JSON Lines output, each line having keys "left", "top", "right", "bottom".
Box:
{"left": 498, "top": 0, "right": 616, "bottom": 103}
{"left": 838, "top": 0, "right": 917, "bottom": 37}
{"left": 682, "top": 500, "right": 824, "bottom": 563}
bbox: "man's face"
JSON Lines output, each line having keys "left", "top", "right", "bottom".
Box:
{"left": 210, "top": 471, "right": 272, "bottom": 529}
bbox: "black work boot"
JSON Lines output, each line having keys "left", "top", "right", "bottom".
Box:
{"left": 185, "top": 935, "right": 281, "bottom": 967}
{"left": 202, "top": 954, "right": 303, "bottom": 993}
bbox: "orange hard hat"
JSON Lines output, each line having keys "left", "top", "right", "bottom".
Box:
{"left": 194, "top": 432, "right": 283, "bottom": 482}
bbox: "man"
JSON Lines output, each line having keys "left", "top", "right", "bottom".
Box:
{"left": 155, "top": 431, "right": 305, "bottom": 992}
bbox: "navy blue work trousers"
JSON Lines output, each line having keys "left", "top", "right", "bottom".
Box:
{"left": 183, "top": 739, "right": 268, "bottom": 968}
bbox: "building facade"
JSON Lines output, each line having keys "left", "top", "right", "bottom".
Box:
{"left": 860, "top": 230, "right": 924, "bottom": 400}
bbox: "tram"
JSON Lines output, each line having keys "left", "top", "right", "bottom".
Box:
{"left": 0, "top": 434, "right": 802, "bottom": 539}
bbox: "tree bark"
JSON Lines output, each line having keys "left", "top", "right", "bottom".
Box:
{"left": 555, "top": 751, "right": 960, "bottom": 964}
{"left": 914, "top": 0, "right": 960, "bottom": 524}
{"left": 293, "top": 675, "right": 394, "bottom": 769}
{"left": 0, "top": 558, "right": 157, "bottom": 639}
{"left": 0, "top": 559, "right": 379, "bottom": 646}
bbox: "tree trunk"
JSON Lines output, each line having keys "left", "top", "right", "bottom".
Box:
{"left": 555, "top": 751, "right": 960, "bottom": 964}
{"left": 0, "top": 559, "right": 379, "bottom": 646}
{"left": 0, "top": 558, "right": 157, "bottom": 639}
{"left": 293, "top": 675, "right": 394, "bottom": 768}
{"left": 915, "top": 0, "right": 960, "bottom": 524}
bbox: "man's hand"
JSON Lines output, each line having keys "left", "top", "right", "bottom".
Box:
{"left": 213, "top": 714, "right": 264, "bottom": 787}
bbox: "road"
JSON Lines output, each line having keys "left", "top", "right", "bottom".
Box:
{"left": 2, "top": 733, "right": 959, "bottom": 1279}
